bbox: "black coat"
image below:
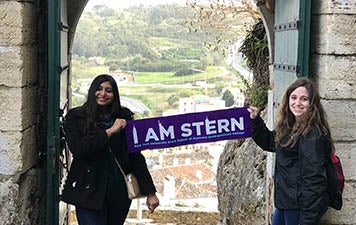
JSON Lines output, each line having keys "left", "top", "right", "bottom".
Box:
{"left": 251, "top": 116, "right": 330, "bottom": 225}
{"left": 61, "top": 107, "right": 156, "bottom": 210}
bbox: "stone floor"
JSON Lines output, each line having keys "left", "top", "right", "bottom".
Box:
{"left": 69, "top": 209, "right": 219, "bottom": 225}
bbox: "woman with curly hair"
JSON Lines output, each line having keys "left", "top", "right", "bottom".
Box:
{"left": 248, "top": 77, "right": 332, "bottom": 225}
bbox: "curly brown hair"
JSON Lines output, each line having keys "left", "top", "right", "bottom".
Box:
{"left": 274, "top": 78, "right": 333, "bottom": 149}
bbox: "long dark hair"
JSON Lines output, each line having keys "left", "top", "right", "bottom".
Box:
{"left": 81, "top": 74, "right": 133, "bottom": 134}
{"left": 275, "top": 78, "right": 332, "bottom": 149}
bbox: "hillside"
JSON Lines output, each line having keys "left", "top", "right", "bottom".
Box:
{"left": 72, "top": 4, "right": 219, "bottom": 79}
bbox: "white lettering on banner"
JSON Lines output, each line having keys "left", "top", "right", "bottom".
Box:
{"left": 181, "top": 123, "right": 192, "bottom": 137}
{"left": 217, "top": 119, "right": 229, "bottom": 133}
{"left": 159, "top": 121, "right": 175, "bottom": 140}
{"left": 133, "top": 126, "right": 138, "bottom": 144}
{"left": 191, "top": 122, "right": 204, "bottom": 136}
{"left": 136, "top": 117, "right": 245, "bottom": 143}
{"left": 145, "top": 128, "right": 159, "bottom": 141}
{"left": 231, "top": 117, "right": 244, "bottom": 131}
{"left": 205, "top": 117, "right": 217, "bottom": 135}
{"left": 180, "top": 117, "right": 245, "bottom": 138}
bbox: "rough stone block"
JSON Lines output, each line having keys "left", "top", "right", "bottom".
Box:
{"left": 310, "top": 55, "right": 356, "bottom": 99}
{"left": 217, "top": 138, "right": 266, "bottom": 225}
{"left": 335, "top": 143, "right": 356, "bottom": 180}
{"left": 322, "top": 100, "right": 356, "bottom": 142}
{"left": 321, "top": 143, "right": 356, "bottom": 224}
{"left": 0, "top": 1, "right": 23, "bottom": 46}
{"left": 0, "top": 131, "right": 23, "bottom": 175}
{"left": 0, "top": 178, "right": 18, "bottom": 224}
{"left": 22, "top": 126, "right": 40, "bottom": 171}
{"left": 0, "top": 46, "right": 38, "bottom": 88}
{"left": 311, "top": 14, "right": 356, "bottom": 55}
{"left": 22, "top": 86, "right": 41, "bottom": 130}
{"left": 321, "top": 181, "right": 356, "bottom": 225}
{"left": 0, "top": 1, "right": 36, "bottom": 46}
{"left": 0, "top": 46, "right": 23, "bottom": 87}
{"left": 0, "top": 87, "right": 22, "bottom": 131}
{"left": 312, "top": 0, "right": 356, "bottom": 15}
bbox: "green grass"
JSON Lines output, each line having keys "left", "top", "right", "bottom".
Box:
{"left": 134, "top": 66, "right": 227, "bottom": 85}
{"left": 135, "top": 71, "right": 205, "bottom": 85}
{"left": 149, "top": 37, "right": 182, "bottom": 48}
{"left": 72, "top": 65, "right": 110, "bottom": 79}
{"left": 135, "top": 72, "right": 176, "bottom": 84}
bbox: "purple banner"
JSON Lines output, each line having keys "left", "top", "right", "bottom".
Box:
{"left": 125, "top": 107, "right": 251, "bottom": 153}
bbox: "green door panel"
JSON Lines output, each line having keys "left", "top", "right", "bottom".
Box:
{"left": 47, "top": 0, "right": 70, "bottom": 224}
{"left": 273, "top": 0, "right": 311, "bottom": 103}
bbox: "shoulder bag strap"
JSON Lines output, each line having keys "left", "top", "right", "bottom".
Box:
{"left": 108, "top": 147, "right": 127, "bottom": 178}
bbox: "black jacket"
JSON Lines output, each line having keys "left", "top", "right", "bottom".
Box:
{"left": 251, "top": 116, "right": 330, "bottom": 225}
{"left": 61, "top": 107, "right": 156, "bottom": 210}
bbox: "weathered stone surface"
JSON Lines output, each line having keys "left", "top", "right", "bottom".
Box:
{"left": 0, "top": 1, "right": 36, "bottom": 46}
{"left": 0, "top": 46, "right": 23, "bottom": 87}
{"left": 22, "top": 126, "right": 40, "bottom": 172}
{"left": 0, "top": 131, "right": 23, "bottom": 176}
{"left": 310, "top": 55, "right": 356, "bottom": 99}
{"left": 22, "top": 86, "right": 41, "bottom": 129}
{"left": 0, "top": 169, "right": 46, "bottom": 225}
{"left": 0, "top": 178, "right": 18, "bottom": 225}
{"left": 321, "top": 180, "right": 356, "bottom": 225}
{"left": 311, "top": 14, "right": 356, "bottom": 55}
{"left": 312, "top": 0, "right": 356, "bottom": 14}
{"left": 15, "top": 168, "right": 46, "bottom": 225}
{"left": 0, "top": 46, "right": 39, "bottom": 88}
{"left": 322, "top": 100, "right": 356, "bottom": 142}
{"left": 335, "top": 143, "right": 356, "bottom": 180}
{"left": 217, "top": 138, "right": 266, "bottom": 225}
{"left": 0, "top": 87, "right": 22, "bottom": 131}
{"left": 0, "top": 1, "right": 24, "bottom": 46}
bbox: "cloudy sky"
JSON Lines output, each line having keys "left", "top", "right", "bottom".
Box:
{"left": 85, "top": 0, "right": 189, "bottom": 10}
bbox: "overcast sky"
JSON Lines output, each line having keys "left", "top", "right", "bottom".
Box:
{"left": 85, "top": 0, "right": 188, "bottom": 10}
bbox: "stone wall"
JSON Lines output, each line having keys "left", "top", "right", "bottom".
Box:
{"left": 0, "top": 1, "right": 46, "bottom": 225}
{"left": 310, "top": 1, "right": 356, "bottom": 224}
{"left": 217, "top": 138, "right": 267, "bottom": 225}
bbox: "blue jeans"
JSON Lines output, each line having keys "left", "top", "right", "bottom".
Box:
{"left": 76, "top": 181, "right": 132, "bottom": 225}
{"left": 76, "top": 206, "right": 107, "bottom": 225}
{"left": 272, "top": 204, "right": 329, "bottom": 225}
{"left": 272, "top": 208, "right": 300, "bottom": 225}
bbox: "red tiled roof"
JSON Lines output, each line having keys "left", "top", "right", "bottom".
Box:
{"left": 149, "top": 163, "right": 217, "bottom": 199}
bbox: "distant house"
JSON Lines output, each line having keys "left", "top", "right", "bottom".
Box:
{"left": 108, "top": 69, "right": 133, "bottom": 83}
{"left": 179, "top": 95, "right": 226, "bottom": 114}
{"left": 146, "top": 147, "right": 218, "bottom": 200}
{"left": 150, "top": 163, "right": 217, "bottom": 200}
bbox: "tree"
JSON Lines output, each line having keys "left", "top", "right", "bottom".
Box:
{"left": 167, "top": 95, "right": 179, "bottom": 108}
{"left": 186, "top": 0, "right": 259, "bottom": 55}
{"left": 72, "top": 4, "right": 215, "bottom": 72}
{"left": 222, "top": 89, "right": 234, "bottom": 107}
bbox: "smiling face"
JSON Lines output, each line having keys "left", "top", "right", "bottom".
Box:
{"left": 95, "top": 81, "right": 114, "bottom": 106}
{"left": 289, "top": 86, "right": 310, "bottom": 119}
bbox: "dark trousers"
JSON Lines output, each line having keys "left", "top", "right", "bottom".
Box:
{"left": 76, "top": 181, "right": 132, "bottom": 225}
{"left": 272, "top": 205, "right": 328, "bottom": 225}
{"left": 272, "top": 208, "right": 300, "bottom": 225}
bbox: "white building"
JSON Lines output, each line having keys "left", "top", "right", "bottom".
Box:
{"left": 178, "top": 95, "right": 226, "bottom": 114}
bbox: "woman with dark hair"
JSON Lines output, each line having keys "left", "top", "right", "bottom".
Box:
{"left": 248, "top": 78, "right": 332, "bottom": 225}
{"left": 61, "top": 74, "right": 159, "bottom": 225}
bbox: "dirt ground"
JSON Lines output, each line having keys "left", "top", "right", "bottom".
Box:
{"left": 126, "top": 210, "right": 220, "bottom": 225}
{"left": 70, "top": 210, "right": 219, "bottom": 225}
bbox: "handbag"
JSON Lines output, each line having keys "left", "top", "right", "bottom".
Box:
{"left": 109, "top": 148, "right": 145, "bottom": 200}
